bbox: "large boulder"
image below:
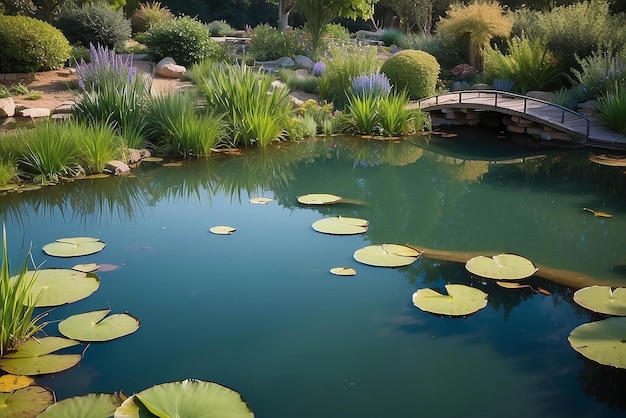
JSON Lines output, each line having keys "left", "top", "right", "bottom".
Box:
{"left": 294, "top": 55, "right": 313, "bottom": 70}
{"left": 0, "top": 97, "right": 15, "bottom": 117}
{"left": 155, "top": 57, "right": 186, "bottom": 79}
{"left": 18, "top": 108, "right": 51, "bottom": 118}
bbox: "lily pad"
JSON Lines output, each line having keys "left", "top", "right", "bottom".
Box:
{"left": 465, "top": 253, "right": 538, "bottom": 281}
{"left": 495, "top": 281, "right": 531, "bottom": 289}
{"left": 412, "top": 284, "right": 488, "bottom": 316}
{"left": 573, "top": 286, "right": 626, "bottom": 316}
{"left": 58, "top": 309, "right": 140, "bottom": 342}
{"left": 209, "top": 226, "right": 236, "bottom": 235}
{"left": 297, "top": 193, "right": 342, "bottom": 205}
{"left": 568, "top": 317, "right": 626, "bottom": 368}
{"left": 38, "top": 393, "right": 125, "bottom": 418}
{"left": 0, "top": 386, "right": 54, "bottom": 417}
{"left": 142, "top": 157, "right": 163, "bottom": 162}
{"left": 249, "top": 197, "right": 274, "bottom": 205}
{"left": 312, "top": 216, "right": 368, "bottom": 235}
{"left": 353, "top": 244, "right": 420, "bottom": 267}
{"left": 330, "top": 267, "right": 357, "bottom": 276}
{"left": 0, "top": 336, "right": 82, "bottom": 375}
{"left": 0, "top": 374, "right": 34, "bottom": 392}
{"left": 42, "top": 237, "right": 106, "bottom": 258}
{"left": 115, "top": 379, "right": 253, "bottom": 418}
{"left": 11, "top": 268, "right": 100, "bottom": 307}
{"left": 72, "top": 263, "right": 100, "bottom": 273}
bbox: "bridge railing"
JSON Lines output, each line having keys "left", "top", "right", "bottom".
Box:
{"left": 419, "top": 90, "right": 591, "bottom": 138}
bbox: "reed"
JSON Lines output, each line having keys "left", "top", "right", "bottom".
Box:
{"left": 378, "top": 91, "right": 416, "bottom": 136}
{"left": 344, "top": 94, "right": 381, "bottom": 135}
{"left": 75, "top": 120, "right": 125, "bottom": 174}
{"left": 597, "top": 82, "right": 626, "bottom": 135}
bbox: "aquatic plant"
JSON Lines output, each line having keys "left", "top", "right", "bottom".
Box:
{"left": 74, "top": 120, "right": 125, "bottom": 174}
{"left": 596, "top": 82, "right": 626, "bottom": 135}
{"left": 378, "top": 91, "right": 428, "bottom": 136}
{"left": 344, "top": 93, "right": 382, "bottom": 135}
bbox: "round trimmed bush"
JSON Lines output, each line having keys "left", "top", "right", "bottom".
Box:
{"left": 145, "top": 16, "right": 221, "bottom": 66}
{"left": 56, "top": 2, "right": 132, "bottom": 50}
{"left": 0, "top": 15, "right": 71, "bottom": 73}
{"left": 380, "top": 50, "right": 440, "bottom": 99}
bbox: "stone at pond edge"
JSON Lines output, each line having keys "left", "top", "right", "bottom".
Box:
{"left": 0, "top": 97, "right": 15, "bottom": 117}
{"left": 17, "top": 108, "right": 51, "bottom": 118}
{"left": 105, "top": 161, "right": 130, "bottom": 176}
{"left": 155, "top": 57, "right": 187, "bottom": 79}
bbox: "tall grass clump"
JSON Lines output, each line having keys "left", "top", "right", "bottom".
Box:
{"left": 343, "top": 94, "right": 382, "bottom": 135}
{"left": 0, "top": 225, "right": 45, "bottom": 357}
{"left": 378, "top": 91, "right": 429, "bottom": 136}
{"left": 198, "top": 63, "right": 292, "bottom": 146}
{"left": 17, "top": 122, "right": 82, "bottom": 183}
{"left": 0, "top": 136, "right": 24, "bottom": 186}
{"left": 277, "top": 68, "right": 318, "bottom": 94}
{"left": 318, "top": 45, "right": 379, "bottom": 109}
{"left": 572, "top": 47, "right": 626, "bottom": 101}
{"left": 74, "top": 120, "right": 125, "bottom": 174}
{"left": 596, "top": 82, "right": 626, "bottom": 135}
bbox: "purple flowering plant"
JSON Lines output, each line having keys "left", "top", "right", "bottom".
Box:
{"left": 450, "top": 64, "right": 478, "bottom": 83}
{"left": 351, "top": 73, "right": 392, "bottom": 99}
{"left": 76, "top": 43, "right": 137, "bottom": 91}
{"left": 312, "top": 61, "right": 325, "bottom": 77}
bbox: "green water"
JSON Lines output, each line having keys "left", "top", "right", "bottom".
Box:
{"left": 2, "top": 130, "right": 626, "bottom": 417}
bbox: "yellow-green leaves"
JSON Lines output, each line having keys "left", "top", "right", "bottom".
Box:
{"left": 209, "top": 226, "right": 236, "bottom": 235}
{"left": 42, "top": 237, "right": 106, "bottom": 257}
{"left": 413, "top": 284, "right": 488, "bottom": 316}
{"left": 465, "top": 253, "right": 537, "bottom": 281}
{"left": 0, "top": 336, "right": 82, "bottom": 375}
{"left": 573, "top": 286, "right": 626, "bottom": 316}
{"left": 59, "top": 309, "right": 140, "bottom": 342}
{"left": 38, "top": 393, "right": 126, "bottom": 418}
{"left": 330, "top": 267, "right": 357, "bottom": 276}
{"left": 568, "top": 317, "right": 626, "bottom": 369}
{"left": 312, "top": 216, "right": 368, "bottom": 235}
{"left": 0, "top": 386, "right": 54, "bottom": 417}
{"left": 297, "top": 193, "right": 342, "bottom": 205}
{"left": 353, "top": 244, "right": 420, "bottom": 267}
{"left": 12, "top": 268, "right": 100, "bottom": 307}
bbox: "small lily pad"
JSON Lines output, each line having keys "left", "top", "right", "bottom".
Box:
{"left": 312, "top": 216, "right": 368, "bottom": 235}
{"left": 249, "top": 197, "right": 274, "bottom": 205}
{"left": 142, "top": 157, "right": 163, "bottom": 162}
{"left": 0, "top": 386, "right": 54, "bottom": 417}
{"left": 412, "top": 284, "right": 488, "bottom": 316}
{"left": 209, "top": 226, "right": 236, "bottom": 235}
{"left": 115, "top": 379, "right": 254, "bottom": 418}
{"left": 72, "top": 263, "right": 100, "bottom": 273}
{"left": 568, "top": 317, "right": 626, "bottom": 368}
{"left": 495, "top": 281, "right": 531, "bottom": 289}
{"left": 12, "top": 268, "right": 100, "bottom": 307}
{"left": 297, "top": 193, "right": 342, "bottom": 205}
{"left": 573, "top": 286, "right": 626, "bottom": 316}
{"left": 465, "top": 253, "right": 538, "bottom": 281}
{"left": 42, "top": 237, "right": 106, "bottom": 257}
{"left": 38, "top": 393, "right": 125, "bottom": 418}
{"left": 0, "top": 374, "right": 34, "bottom": 392}
{"left": 330, "top": 267, "right": 357, "bottom": 276}
{"left": 353, "top": 244, "right": 420, "bottom": 267}
{"left": 0, "top": 336, "right": 82, "bottom": 375}
{"left": 58, "top": 309, "right": 140, "bottom": 342}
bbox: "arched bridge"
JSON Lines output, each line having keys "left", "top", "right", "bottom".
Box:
{"left": 414, "top": 90, "right": 626, "bottom": 150}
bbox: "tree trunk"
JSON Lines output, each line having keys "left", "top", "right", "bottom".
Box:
{"left": 278, "top": 0, "right": 294, "bottom": 33}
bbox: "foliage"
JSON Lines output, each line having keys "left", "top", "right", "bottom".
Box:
{"left": 551, "top": 88, "right": 578, "bottom": 110}
{"left": 323, "top": 23, "right": 350, "bottom": 42}
{"left": 277, "top": 68, "right": 318, "bottom": 94}
{"left": 492, "top": 78, "right": 514, "bottom": 91}
{"left": 483, "top": 35, "right": 564, "bottom": 93}
{"left": 8, "top": 83, "right": 29, "bottom": 95}
{"left": 351, "top": 73, "right": 391, "bottom": 99}
{"left": 436, "top": 1, "right": 512, "bottom": 70}
{"left": 0, "top": 161, "right": 18, "bottom": 186}
{"left": 312, "top": 61, "right": 325, "bottom": 77}
{"left": 0, "top": 15, "right": 71, "bottom": 72}
{"left": 450, "top": 64, "right": 478, "bottom": 83}
{"left": 379, "top": 29, "right": 406, "bottom": 47}
{"left": 145, "top": 15, "right": 221, "bottom": 66}
{"left": 24, "top": 91, "right": 43, "bottom": 100}
{"left": 131, "top": 1, "right": 173, "bottom": 33}
{"left": 343, "top": 93, "right": 382, "bottom": 135}
{"left": 596, "top": 82, "right": 626, "bottom": 135}
{"left": 572, "top": 47, "right": 626, "bottom": 101}
{"left": 318, "top": 45, "right": 379, "bottom": 109}
{"left": 380, "top": 49, "right": 440, "bottom": 99}
{"left": 0, "top": 225, "right": 45, "bottom": 358}
{"left": 207, "top": 19, "right": 235, "bottom": 37}
{"left": 284, "top": 115, "right": 318, "bottom": 140}
{"left": 198, "top": 63, "right": 292, "bottom": 146}
{"left": 398, "top": 32, "right": 462, "bottom": 70}
{"left": 298, "top": 99, "right": 337, "bottom": 134}
{"left": 56, "top": 2, "right": 132, "bottom": 50}
{"left": 74, "top": 120, "right": 125, "bottom": 174}
{"left": 75, "top": 43, "right": 137, "bottom": 91}
{"left": 0, "top": 85, "right": 9, "bottom": 99}
{"left": 249, "top": 24, "right": 311, "bottom": 61}
{"left": 386, "top": 0, "right": 435, "bottom": 34}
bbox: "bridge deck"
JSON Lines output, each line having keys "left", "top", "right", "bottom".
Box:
{"left": 414, "top": 91, "right": 626, "bottom": 151}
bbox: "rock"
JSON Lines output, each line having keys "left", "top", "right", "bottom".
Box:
{"left": 0, "top": 97, "right": 15, "bottom": 118}
{"left": 155, "top": 57, "right": 187, "bottom": 78}
{"left": 294, "top": 55, "right": 314, "bottom": 70}
{"left": 126, "top": 149, "right": 143, "bottom": 164}
{"left": 295, "top": 69, "right": 309, "bottom": 79}
{"left": 276, "top": 56, "right": 295, "bottom": 68}
{"left": 577, "top": 100, "right": 597, "bottom": 110}
{"left": 53, "top": 101, "right": 76, "bottom": 114}
{"left": 526, "top": 91, "right": 555, "bottom": 102}
{"left": 18, "top": 108, "right": 50, "bottom": 118}
{"left": 472, "top": 83, "right": 490, "bottom": 90}
{"left": 139, "top": 149, "right": 152, "bottom": 159}
{"left": 51, "top": 113, "right": 72, "bottom": 121}
{"left": 105, "top": 160, "right": 131, "bottom": 176}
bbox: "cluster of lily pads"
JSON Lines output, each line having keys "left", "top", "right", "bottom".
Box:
{"left": 0, "top": 236, "right": 254, "bottom": 417}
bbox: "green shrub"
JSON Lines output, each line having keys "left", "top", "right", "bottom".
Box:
{"left": 380, "top": 50, "right": 440, "bottom": 99}
{"left": 70, "top": 45, "right": 92, "bottom": 65}
{"left": 131, "top": 1, "right": 173, "bottom": 33}
{"left": 596, "top": 82, "right": 626, "bottom": 135}
{"left": 379, "top": 29, "right": 406, "bottom": 47}
{"left": 9, "top": 83, "right": 29, "bottom": 96}
{"left": 249, "top": 24, "right": 296, "bottom": 61}
{"left": 145, "top": 16, "right": 221, "bottom": 66}
{"left": 73, "top": 120, "right": 125, "bottom": 174}
{"left": 0, "top": 85, "right": 9, "bottom": 99}
{"left": 0, "top": 15, "right": 71, "bottom": 73}
{"left": 323, "top": 23, "right": 350, "bottom": 42}
{"left": 207, "top": 20, "right": 235, "bottom": 37}
{"left": 399, "top": 33, "right": 462, "bottom": 70}
{"left": 572, "top": 47, "right": 626, "bottom": 101}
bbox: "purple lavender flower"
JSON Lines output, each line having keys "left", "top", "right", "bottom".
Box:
{"left": 351, "top": 73, "right": 392, "bottom": 99}
{"left": 75, "top": 43, "right": 137, "bottom": 91}
{"left": 312, "top": 61, "right": 325, "bottom": 77}
{"left": 390, "top": 45, "right": 400, "bottom": 54}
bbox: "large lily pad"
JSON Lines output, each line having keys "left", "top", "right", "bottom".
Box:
{"left": 37, "top": 393, "right": 125, "bottom": 418}
{"left": 11, "top": 268, "right": 100, "bottom": 307}
{"left": 114, "top": 379, "right": 253, "bottom": 418}
{"left": 0, "top": 374, "right": 34, "bottom": 392}
{"left": 42, "top": 237, "right": 106, "bottom": 257}
{"left": 0, "top": 386, "right": 54, "bottom": 417}
{"left": 312, "top": 216, "right": 368, "bottom": 235}
{"left": 58, "top": 309, "right": 140, "bottom": 342}
{"left": 353, "top": 244, "right": 420, "bottom": 267}
{"left": 297, "top": 193, "right": 342, "bottom": 205}
{"left": 573, "top": 286, "right": 626, "bottom": 316}
{"left": 568, "top": 317, "right": 626, "bottom": 368}
{"left": 412, "top": 284, "right": 488, "bottom": 316}
{"left": 0, "top": 336, "right": 82, "bottom": 376}
{"left": 465, "top": 253, "right": 537, "bottom": 281}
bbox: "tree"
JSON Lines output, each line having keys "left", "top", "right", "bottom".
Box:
{"left": 295, "top": 0, "right": 378, "bottom": 55}
{"left": 386, "top": 0, "right": 434, "bottom": 33}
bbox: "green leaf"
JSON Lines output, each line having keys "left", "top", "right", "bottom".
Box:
{"left": 38, "top": 393, "right": 125, "bottom": 418}
{"left": 297, "top": 193, "right": 342, "bottom": 205}
{"left": 412, "top": 284, "right": 488, "bottom": 316}
{"left": 0, "top": 386, "right": 54, "bottom": 417}
{"left": 72, "top": 263, "right": 100, "bottom": 273}
{"left": 115, "top": 380, "right": 254, "bottom": 418}
{"left": 312, "top": 216, "right": 368, "bottom": 235}
{"left": 573, "top": 286, "right": 626, "bottom": 316}
{"left": 0, "top": 336, "right": 82, "bottom": 375}
{"left": 568, "top": 317, "right": 626, "bottom": 369}
{"left": 465, "top": 253, "right": 538, "bottom": 280}
{"left": 0, "top": 374, "right": 34, "bottom": 392}
{"left": 58, "top": 309, "right": 140, "bottom": 342}
{"left": 42, "top": 237, "right": 106, "bottom": 257}
{"left": 330, "top": 267, "right": 357, "bottom": 276}
{"left": 11, "top": 268, "right": 100, "bottom": 307}
{"left": 353, "top": 244, "right": 420, "bottom": 267}
{"left": 209, "top": 226, "right": 236, "bottom": 235}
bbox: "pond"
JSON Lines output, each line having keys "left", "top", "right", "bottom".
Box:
{"left": 3, "top": 128, "right": 626, "bottom": 417}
